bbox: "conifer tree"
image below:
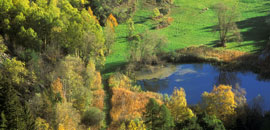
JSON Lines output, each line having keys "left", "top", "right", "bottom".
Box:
{"left": 144, "top": 98, "right": 160, "bottom": 130}
{"left": 144, "top": 98, "right": 174, "bottom": 130}
{"left": 0, "top": 82, "right": 26, "bottom": 130}
{"left": 23, "top": 103, "right": 36, "bottom": 130}
{"left": 159, "top": 104, "right": 174, "bottom": 130}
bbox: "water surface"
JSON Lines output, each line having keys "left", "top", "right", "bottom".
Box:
{"left": 138, "top": 64, "right": 270, "bottom": 110}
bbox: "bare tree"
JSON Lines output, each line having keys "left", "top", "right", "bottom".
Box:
{"left": 213, "top": 3, "right": 242, "bottom": 47}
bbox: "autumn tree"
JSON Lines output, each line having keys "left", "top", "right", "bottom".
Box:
{"left": 51, "top": 78, "right": 65, "bottom": 102}
{"left": 202, "top": 85, "right": 237, "bottom": 122}
{"left": 54, "top": 56, "right": 92, "bottom": 112}
{"left": 55, "top": 102, "right": 81, "bottom": 130}
{"left": 213, "top": 2, "right": 241, "bottom": 47}
{"left": 167, "top": 88, "right": 195, "bottom": 123}
{"left": 35, "top": 117, "right": 52, "bottom": 130}
{"left": 106, "top": 14, "right": 118, "bottom": 31}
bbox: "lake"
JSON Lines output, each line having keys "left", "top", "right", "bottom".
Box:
{"left": 137, "top": 64, "right": 270, "bottom": 110}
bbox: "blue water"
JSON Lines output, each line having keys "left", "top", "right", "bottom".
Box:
{"left": 138, "top": 64, "right": 270, "bottom": 110}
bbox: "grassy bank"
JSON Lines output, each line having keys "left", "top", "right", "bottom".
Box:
{"left": 163, "top": 45, "right": 270, "bottom": 80}
{"left": 104, "top": 0, "right": 270, "bottom": 74}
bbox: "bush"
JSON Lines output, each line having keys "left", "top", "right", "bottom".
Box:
{"left": 81, "top": 107, "right": 105, "bottom": 127}
{"left": 128, "top": 31, "right": 168, "bottom": 70}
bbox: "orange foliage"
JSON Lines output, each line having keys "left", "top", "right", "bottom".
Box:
{"left": 88, "top": 7, "right": 94, "bottom": 16}
{"left": 167, "top": 17, "right": 174, "bottom": 25}
{"left": 94, "top": 72, "right": 102, "bottom": 89}
{"left": 176, "top": 46, "right": 247, "bottom": 62}
{"left": 109, "top": 88, "right": 162, "bottom": 129}
{"left": 106, "top": 14, "right": 118, "bottom": 31}
{"left": 51, "top": 78, "right": 65, "bottom": 100}
{"left": 92, "top": 89, "right": 105, "bottom": 110}
{"left": 88, "top": 7, "right": 99, "bottom": 24}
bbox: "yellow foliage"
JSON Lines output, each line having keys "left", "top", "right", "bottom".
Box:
{"left": 35, "top": 117, "right": 52, "bottom": 130}
{"left": 85, "top": 60, "right": 102, "bottom": 90}
{"left": 108, "top": 73, "right": 132, "bottom": 89}
{"left": 56, "top": 102, "right": 80, "bottom": 130}
{"left": 167, "top": 88, "right": 194, "bottom": 122}
{"left": 128, "top": 120, "right": 146, "bottom": 130}
{"left": 58, "top": 124, "right": 65, "bottom": 130}
{"left": 202, "top": 85, "right": 237, "bottom": 122}
{"left": 1, "top": 57, "right": 29, "bottom": 84}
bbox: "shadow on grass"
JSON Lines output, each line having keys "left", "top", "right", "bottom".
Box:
{"left": 204, "top": 14, "right": 270, "bottom": 53}
{"left": 134, "top": 16, "right": 152, "bottom": 24}
{"left": 102, "top": 61, "right": 127, "bottom": 74}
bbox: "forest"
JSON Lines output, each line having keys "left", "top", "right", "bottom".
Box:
{"left": 1, "top": 0, "right": 270, "bottom": 130}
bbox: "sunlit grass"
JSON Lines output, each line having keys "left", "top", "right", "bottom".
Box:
{"left": 104, "top": 0, "right": 270, "bottom": 72}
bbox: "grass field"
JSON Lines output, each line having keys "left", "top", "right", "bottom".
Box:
{"left": 104, "top": 0, "right": 270, "bottom": 73}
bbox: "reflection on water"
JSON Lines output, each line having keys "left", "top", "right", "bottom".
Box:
{"left": 140, "top": 79, "right": 169, "bottom": 92}
{"left": 216, "top": 71, "right": 241, "bottom": 88}
{"left": 137, "top": 64, "right": 270, "bottom": 110}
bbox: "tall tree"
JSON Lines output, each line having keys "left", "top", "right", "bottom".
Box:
{"left": 159, "top": 104, "right": 174, "bottom": 130}
{"left": 167, "top": 88, "right": 194, "bottom": 123}
{"left": 213, "top": 2, "right": 241, "bottom": 47}
{"left": 144, "top": 98, "right": 160, "bottom": 130}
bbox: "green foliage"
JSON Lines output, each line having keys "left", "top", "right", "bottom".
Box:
{"left": 197, "top": 112, "right": 225, "bottom": 130}
{"left": 54, "top": 56, "right": 92, "bottom": 112}
{"left": 35, "top": 117, "right": 52, "bottom": 130}
{"left": 23, "top": 103, "right": 36, "bottom": 130}
{"left": 153, "top": 8, "right": 161, "bottom": 17}
{"left": 128, "top": 31, "right": 167, "bottom": 70}
{"left": 176, "top": 112, "right": 225, "bottom": 130}
{"left": 0, "top": 0, "right": 106, "bottom": 66}
{"left": 104, "top": 23, "right": 116, "bottom": 56}
{"left": 0, "top": 112, "right": 7, "bottom": 130}
{"left": 0, "top": 82, "right": 26, "bottom": 130}
{"left": 106, "top": 0, "right": 270, "bottom": 71}
{"left": 89, "top": 0, "right": 137, "bottom": 24}
{"left": 0, "top": 44, "right": 29, "bottom": 85}
{"left": 159, "top": 104, "right": 174, "bottom": 130}
{"left": 81, "top": 107, "right": 105, "bottom": 127}
{"left": 213, "top": 2, "right": 242, "bottom": 47}
{"left": 144, "top": 98, "right": 174, "bottom": 130}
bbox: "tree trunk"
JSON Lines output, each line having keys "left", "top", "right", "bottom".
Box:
{"left": 220, "top": 38, "right": 226, "bottom": 47}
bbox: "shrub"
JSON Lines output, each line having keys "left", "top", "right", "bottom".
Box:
{"left": 128, "top": 31, "right": 168, "bottom": 70}
{"left": 81, "top": 107, "right": 105, "bottom": 127}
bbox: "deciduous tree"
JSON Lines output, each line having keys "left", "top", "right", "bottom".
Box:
{"left": 213, "top": 2, "right": 241, "bottom": 47}
{"left": 202, "top": 85, "right": 237, "bottom": 122}
{"left": 167, "top": 88, "right": 194, "bottom": 123}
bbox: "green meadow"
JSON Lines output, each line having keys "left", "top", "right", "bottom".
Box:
{"left": 105, "top": 0, "right": 270, "bottom": 72}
